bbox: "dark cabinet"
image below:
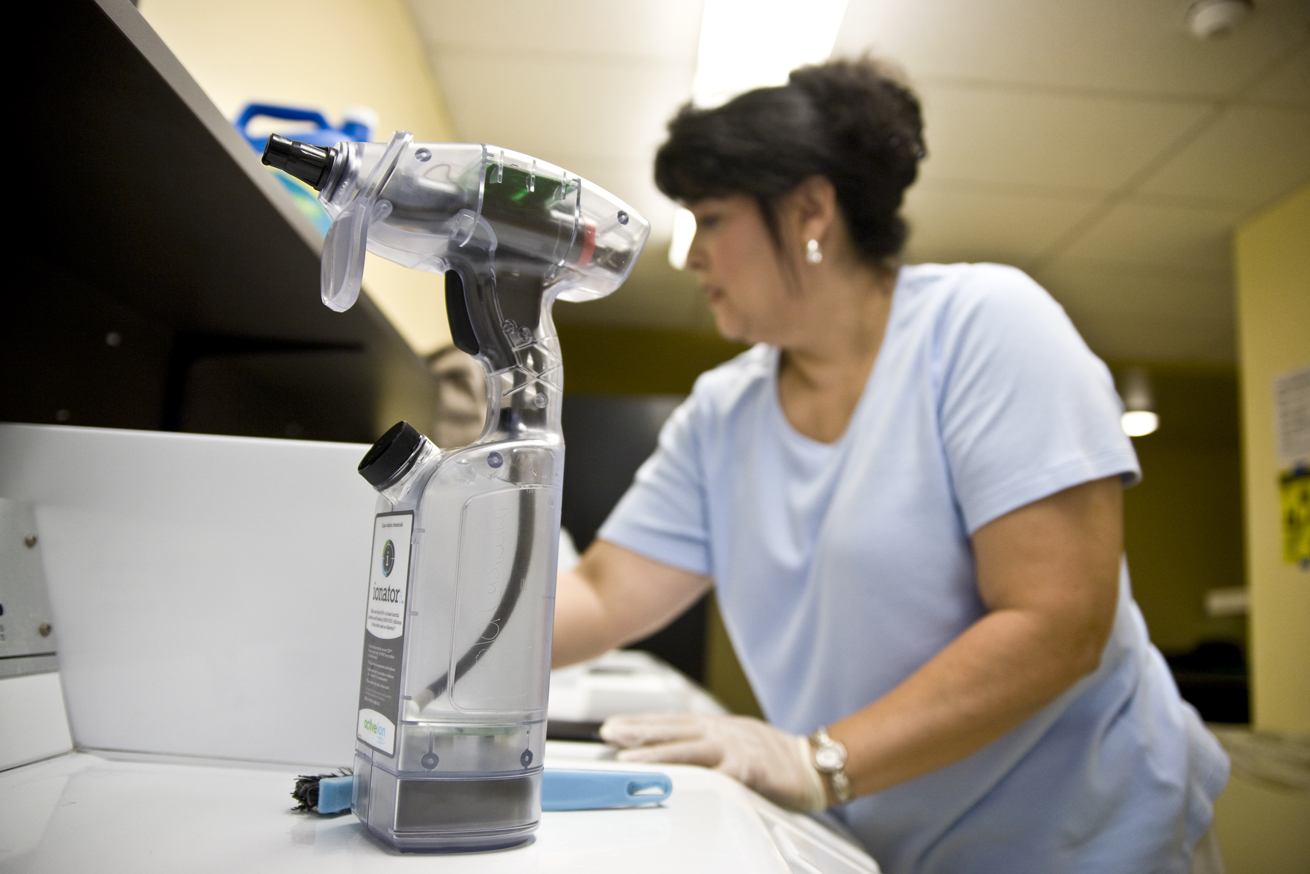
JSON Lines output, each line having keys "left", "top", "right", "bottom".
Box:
{"left": 6, "top": 0, "right": 436, "bottom": 443}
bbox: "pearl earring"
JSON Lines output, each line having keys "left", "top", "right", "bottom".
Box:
{"left": 806, "top": 239, "right": 823, "bottom": 264}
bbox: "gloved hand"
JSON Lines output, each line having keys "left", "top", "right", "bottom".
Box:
{"left": 599, "top": 713, "right": 828, "bottom": 812}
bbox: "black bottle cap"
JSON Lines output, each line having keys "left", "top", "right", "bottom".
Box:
{"left": 358, "top": 421, "right": 423, "bottom": 488}
{"left": 261, "top": 134, "right": 337, "bottom": 191}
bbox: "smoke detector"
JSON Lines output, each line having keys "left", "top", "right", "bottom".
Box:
{"left": 1187, "top": 0, "right": 1254, "bottom": 39}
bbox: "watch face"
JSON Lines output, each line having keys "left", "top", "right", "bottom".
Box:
{"left": 815, "top": 746, "right": 844, "bottom": 771}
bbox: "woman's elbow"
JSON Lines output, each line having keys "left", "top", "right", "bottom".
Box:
{"left": 1062, "top": 601, "right": 1117, "bottom": 682}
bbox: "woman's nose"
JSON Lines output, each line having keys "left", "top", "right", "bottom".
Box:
{"left": 684, "top": 232, "right": 705, "bottom": 271}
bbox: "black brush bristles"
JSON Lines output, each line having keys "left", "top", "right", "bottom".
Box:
{"left": 291, "top": 768, "right": 351, "bottom": 812}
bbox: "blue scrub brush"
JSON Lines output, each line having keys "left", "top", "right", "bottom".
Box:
{"left": 292, "top": 769, "right": 354, "bottom": 814}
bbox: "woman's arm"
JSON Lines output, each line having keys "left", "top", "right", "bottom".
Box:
{"left": 829, "top": 475, "right": 1123, "bottom": 797}
{"left": 552, "top": 539, "right": 713, "bottom": 668}
{"left": 586, "top": 476, "right": 1122, "bottom": 811}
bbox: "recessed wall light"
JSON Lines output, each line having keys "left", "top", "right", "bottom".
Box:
{"left": 1122, "top": 410, "right": 1161, "bottom": 437}
{"left": 1118, "top": 367, "right": 1160, "bottom": 438}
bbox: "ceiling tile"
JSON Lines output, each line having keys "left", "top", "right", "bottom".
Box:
{"left": 916, "top": 84, "right": 1211, "bottom": 192}
{"left": 901, "top": 183, "right": 1099, "bottom": 267}
{"left": 430, "top": 50, "right": 692, "bottom": 159}
{"left": 1054, "top": 201, "right": 1241, "bottom": 272}
{"left": 403, "top": 0, "right": 1291, "bottom": 363}
{"left": 1137, "top": 105, "right": 1310, "bottom": 209}
{"left": 1244, "top": 41, "right": 1310, "bottom": 108}
{"left": 406, "top": 0, "right": 705, "bottom": 60}
{"left": 1058, "top": 306, "right": 1235, "bottom": 362}
{"left": 1036, "top": 260, "right": 1234, "bottom": 322}
{"left": 1032, "top": 263, "right": 1235, "bottom": 361}
{"left": 833, "top": 0, "right": 1310, "bottom": 99}
{"left": 427, "top": 45, "right": 690, "bottom": 232}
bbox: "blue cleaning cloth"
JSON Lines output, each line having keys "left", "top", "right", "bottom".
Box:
{"left": 311, "top": 769, "right": 671, "bottom": 815}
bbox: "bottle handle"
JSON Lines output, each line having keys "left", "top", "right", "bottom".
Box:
{"left": 235, "top": 103, "right": 332, "bottom": 136}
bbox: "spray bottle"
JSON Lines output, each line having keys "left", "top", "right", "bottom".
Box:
{"left": 263, "top": 132, "right": 649, "bottom": 850}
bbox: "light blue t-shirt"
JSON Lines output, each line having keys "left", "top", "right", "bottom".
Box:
{"left": 599, "top": 263, "right": 1228, "bottom": 874}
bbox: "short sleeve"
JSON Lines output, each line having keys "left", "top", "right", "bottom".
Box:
{"left": 937, "top": 266, "right": 1140, "bottom": 534}
{"left": 596, "top": 393, "right": 714, "bottom": 575}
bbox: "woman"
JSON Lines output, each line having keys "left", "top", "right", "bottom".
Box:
{"left": 552, "top": 59, "right": 1227, "bottom": 874}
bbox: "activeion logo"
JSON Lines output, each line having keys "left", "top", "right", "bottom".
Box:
{"left": 382, "top": 539, "right": 395, "bottom": 576}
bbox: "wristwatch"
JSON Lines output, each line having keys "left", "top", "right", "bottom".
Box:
{"left": 808, "top": 726, "right": 853, "bottom": 805}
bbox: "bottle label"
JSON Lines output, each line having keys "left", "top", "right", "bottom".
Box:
{"left": 357, "top": 511, "right": 413, "bottom": 756}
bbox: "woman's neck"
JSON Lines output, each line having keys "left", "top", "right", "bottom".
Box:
{"left": 777, "top": 265, "right": 897, "bottom": 443}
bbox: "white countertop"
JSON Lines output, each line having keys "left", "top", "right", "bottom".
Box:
{"left": 0, "top": 744, "right": 878, "bottom": 874}
{"left": 0, "top": 428, "right": 879, "bottom": 873}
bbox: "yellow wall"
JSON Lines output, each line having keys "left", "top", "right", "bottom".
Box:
{"left": 138, "top": 0, "right": 456, "bottom": 356}
{"left": 1119, "top": 364, "right": 1246, "bottom": 655}
{"left": 1234, "top": 184, "right": 1310, "bottom": 735}
{"left": 558, "top": 324, "right": 748, "bottom": 395}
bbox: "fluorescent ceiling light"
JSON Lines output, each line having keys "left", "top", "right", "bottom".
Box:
{"left": 692, "top": 0, "right": 851, "bottom": 108}
{"left": 1121, "top": 410, "right": 1160, "bottom": 437}
{"left": 668, "top": 207, "right": 697, "bottom": 270}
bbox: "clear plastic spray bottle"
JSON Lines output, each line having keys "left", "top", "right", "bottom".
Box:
{"left": 264, "top": 131, "right": 649, "bottom": 850}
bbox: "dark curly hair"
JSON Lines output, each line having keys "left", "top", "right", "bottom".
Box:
{"left": 654, "top": 58, "right": 925, "bottom": 267}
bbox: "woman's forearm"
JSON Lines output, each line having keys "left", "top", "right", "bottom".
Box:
{"left": 552, "top": 565, "right": 619, "bottom": 668}
{"left": 831, "top": 604, "right": 1103, "bottom": 796}
{"left": 552, "top": 540, "right": 714, "bottom": 669}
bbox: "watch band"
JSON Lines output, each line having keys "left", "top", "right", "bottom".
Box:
{"left": 808, "top": 726, "right": 853, "bottom": 805}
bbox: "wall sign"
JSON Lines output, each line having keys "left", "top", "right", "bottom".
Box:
{"left": 1275, "top": 365, "right": 1310, "bottom": 569}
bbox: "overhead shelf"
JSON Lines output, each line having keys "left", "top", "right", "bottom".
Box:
{"left": 7, "top": 0, "right": 436, "bottom": 443}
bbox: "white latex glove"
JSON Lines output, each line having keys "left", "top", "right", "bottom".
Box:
{"left": 600, "top": 713, "right": 828, "bottom": 812}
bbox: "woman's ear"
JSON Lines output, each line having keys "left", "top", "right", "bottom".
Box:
{"left": 787, "top": 176, "right": 839, "bottom": 250}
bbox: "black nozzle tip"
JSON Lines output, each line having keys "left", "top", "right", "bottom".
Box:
{"left": 358, "top": 421, "right": 423, "bottom": 488}
{"left": 261, "top": 134, "right": 336, "bottom": 191}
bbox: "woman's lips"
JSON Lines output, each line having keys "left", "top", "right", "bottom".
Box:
{"left": 702, "top": 285, "right": 724, "bottom": 304}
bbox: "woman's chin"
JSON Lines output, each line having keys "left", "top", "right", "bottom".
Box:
{"left": 712, "top": 315, "right": 749, "bottom": 344}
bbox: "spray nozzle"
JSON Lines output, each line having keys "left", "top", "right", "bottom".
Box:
{"left": 262, "top": 134, "right": 338, "bottom": 191}
{"left": 281, "top": 133, "right": 648, "bottom": 401}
